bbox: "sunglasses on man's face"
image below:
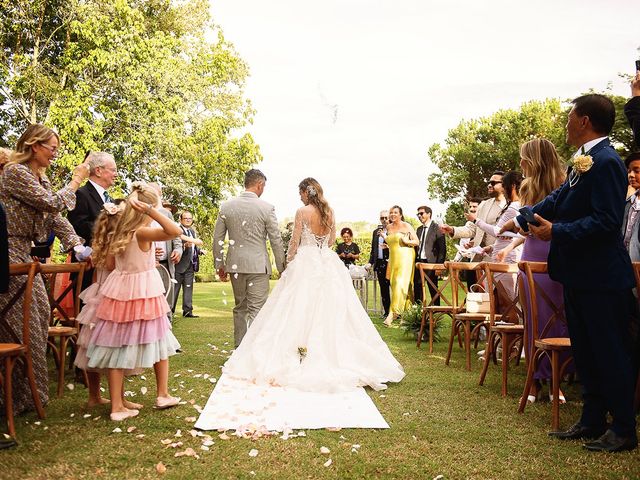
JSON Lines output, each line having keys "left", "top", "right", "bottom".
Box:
{"left": 380, "top": 217, "right": 388, "bottom": 220}
{"left": 487, "top": 180, "right": 502, "bottom": 186}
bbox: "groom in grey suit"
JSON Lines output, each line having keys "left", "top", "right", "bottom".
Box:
{"left": 213, "top": 169, "right": 286, "bottom": 347}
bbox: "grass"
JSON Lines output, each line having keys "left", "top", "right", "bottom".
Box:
{"left": 1, "top": 281, "right": 639, "bottom": 479}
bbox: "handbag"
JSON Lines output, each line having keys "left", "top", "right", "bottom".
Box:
{"left": 466, "top": 284, "right": 490, "bottom": 313}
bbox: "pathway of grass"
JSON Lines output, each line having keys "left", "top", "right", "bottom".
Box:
{"left": 1, "top": 282, "right": 638, "bottom": 479}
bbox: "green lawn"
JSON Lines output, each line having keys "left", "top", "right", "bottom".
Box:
{"left": 1, "top": 282, "right": 639, "bottom": 479}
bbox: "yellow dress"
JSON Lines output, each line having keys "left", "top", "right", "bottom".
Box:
{"left": 386, "top": 232, "right": 415, "bottom": 315}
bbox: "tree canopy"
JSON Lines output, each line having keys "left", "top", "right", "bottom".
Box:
{"left": 0, "top": 0, "right": 260, "bottom": 232}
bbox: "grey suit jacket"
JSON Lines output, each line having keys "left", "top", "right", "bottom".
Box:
{"left": 159, "top": 207, "right": 182, "bottom": 278}
{"left": 213, "top": 191, "right": 285, "bottom": 275}
{"left": 175, "top": 225, "right": 198, "bottom": 275}
{"left": 622, "top": 195, "right": 640, "bottom": 262}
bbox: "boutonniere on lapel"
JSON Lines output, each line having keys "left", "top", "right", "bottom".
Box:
{"left": 568, "top": 147, "right": 594, "bottom": 187}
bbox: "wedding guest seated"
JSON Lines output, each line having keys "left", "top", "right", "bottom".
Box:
{"left": 336, "top": 227, "right": 360, "bottom": 267}
{"left": 0, "top": 124, "right": 90, "bottom": 418}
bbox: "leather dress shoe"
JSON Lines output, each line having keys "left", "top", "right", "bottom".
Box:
{"left": 0, "top": 436, "right": 17, "bottom": 450}
{"left": 583, "top": 429, "right": 638, "bottom": 452}
{"left": 548, "top": 422, "right": 607, "bottom": 440}
{"left": 183, "top": 313, "right": 199, "bottom": 318}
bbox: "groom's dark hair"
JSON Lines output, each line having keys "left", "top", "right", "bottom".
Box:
{"left": 244, "top": 169, "right": 267, "bottom": 188}
{"left": 571, "top": 94, "right": 615, "bottom": 136}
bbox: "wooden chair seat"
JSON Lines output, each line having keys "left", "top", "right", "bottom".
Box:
{"left": 48, "top": 326, "right": 77, "bottom": 337}
{"left": 535, "top": 337, "right": 571, "bottom": 350}
{"left": 0, "top": 344, "right": 25, "bottom": 355}
{"left": 454, "top": 312, "right": 491, "bottom": 321}
{"left": 0, "top": 262, "right": 45, "bottom": 438}
{"left": 492, "top": 324, "right": 524, "bottom": 333}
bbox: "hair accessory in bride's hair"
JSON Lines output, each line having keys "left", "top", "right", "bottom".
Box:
{"left": 102, "top": 202, "right": 119, "bottom": 215}
{"left": 306, "top": 185, "right": 317, "bottom": 197}
{"left": 131, "top": 181, "right": 146, "bottom": 193}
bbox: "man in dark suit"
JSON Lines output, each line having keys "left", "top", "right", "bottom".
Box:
{"left": 510, "top": 94, "right": 637, "bottom": 452}
{"left": 367, "top": 210, "right": 390, "bottom": 317}
{"left": 67, "top": 151, "right": 118, "bottom": 290}
{"left": 414, "top": 206, "right": 446, "bottom": 305}
{"left": 173, "top": 211, "right": 203, "bottom": 318}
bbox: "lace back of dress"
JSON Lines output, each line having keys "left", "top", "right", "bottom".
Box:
{"left": 300, "top": 221, "right": 330, "bottom": 249}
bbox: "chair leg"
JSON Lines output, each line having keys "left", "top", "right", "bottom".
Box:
{"left": 445, "top": 319, "right": 457, "bottom": 366}
{"left": 4, "top": 357, "right": 16, "bottom": 438}
{"left": 25, "top": 354, "right": 45, "bottom": 419}
{"left": 478, "top": 331, "right": 493, "bottom": 386}
{"left": 428, "top": 312, "right": 434, "bottom": 354}
{"left": 417, "top": 309, "right": 426, "bottom": 348}
{"left": 57, "top": 336, "right": 69, "bottom": 398}
{"left": 518, "top": 348, "right": 540, "bottom": 413}
{"left": 464, "top": 321, "right": 472, "bottom": 371}
{"left": 551, "top": 350, "right": 561, "bottom": 430}
{"left": 501, "top": 333, "right": 510, "bottom": 397}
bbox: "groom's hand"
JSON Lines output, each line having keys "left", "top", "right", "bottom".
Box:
{"left": 217, "top": 267, "right": 229, "bottom": 282}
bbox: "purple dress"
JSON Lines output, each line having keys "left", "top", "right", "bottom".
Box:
{"left": 520, "top": 236, "right": 573, "bottom": 380}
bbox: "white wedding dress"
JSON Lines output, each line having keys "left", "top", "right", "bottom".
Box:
{"left": 195, "top": 206, "right": 404, "bottom": 432}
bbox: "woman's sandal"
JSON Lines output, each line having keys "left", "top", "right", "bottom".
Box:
{"left": 549, "top": 392, "right": 566, "bottom": 404}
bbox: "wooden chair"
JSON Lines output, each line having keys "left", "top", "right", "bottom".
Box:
{"left": 477, "top": 262, "right": 524, "bottom": 396}
{"left": 630, "top": 262, "right": 640, "bottom": 412}
{"left": 41, "top": 262, "right": 86, "bottom": 397}
{"left": 445, "top": 261, "right": 490, "bottom": 371}
{"left": 0, "top": 263, "right": 46, "bottom": 437}
{"left": 517, "top": 261, "right": 572, "bottom": 430}
{"left": 415, "top": 263, "right": 451, "bottom": 353}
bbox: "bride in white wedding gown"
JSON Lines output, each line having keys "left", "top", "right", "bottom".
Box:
{"left": 196, "top": 178, "right": 404, "bottom": 432}
{"left": 223, "top": 177, "right": 405, "bottom": 392}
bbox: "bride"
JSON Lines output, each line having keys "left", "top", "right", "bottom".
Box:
{"left": 223, "top": 177, "right": 405, "bottom": 392}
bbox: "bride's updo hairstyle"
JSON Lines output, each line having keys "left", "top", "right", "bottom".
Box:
{"left": 298, "top": 177, "right": 333, "bottom": 232}
{"left": 109, "top": 182, "right": 160, "bottom": 256}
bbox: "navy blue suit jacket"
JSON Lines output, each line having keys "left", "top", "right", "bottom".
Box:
{"left": 516, "top": 139, "right": 634, "bottom": 290}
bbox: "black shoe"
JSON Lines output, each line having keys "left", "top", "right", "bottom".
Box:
{"left": 0, "top": 437, "right": 17, "bottom": 450}
{"left": 183, "top": 313, "right": 199, "bottom": 318}
{"left": 583, "top": 429, "right": 638, "bottom": 452}
{"left": 548, "top": 422, "right": 607, "bottom": 441}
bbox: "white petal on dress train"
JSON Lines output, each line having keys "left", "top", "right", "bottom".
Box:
{"left": 196, "top": 217, "right": 404, "bottom": 431}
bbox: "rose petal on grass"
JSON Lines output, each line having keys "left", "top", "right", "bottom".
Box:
{"left": 203, "top": 374, "right": 210, "bottom": 379}
{"left": 326, "top": 427, "right": 341, "bottom": 432}
{"left": 112, "top": 427, "right": 122, "bottom": 433}
{"left": 93, "top": 416, "right": 101, "bottom": 421}
{"left": 140, "top": 375, "right": 147, "bottom": 380}
{"left": 248, "top": 449, "right": 259, "bottom": 457}
{"left": 201, "top": 445, "right": 210, "bottom": 451}
{"left": 185, "top": 417, "right": 197, "bottom": 423}
{"left": 70, "top": 413, "right": 75, "bottom": 418}
{"left": 320, "top": 446, "right": 330, "bottom": 454}
{"left": 161, "top": 439, "right": 173, "bottom": 445}
{"left": 173, "top": 373, "right": 181, "bottom": 378}
{"left": 324, "top": 459, "right": 332, "bottom": 467}
{"left": 66, "top": 383, "right": 74, "bottom": 391}
{"left": 174, "top": 429, "right": 182, "bottom": 437}
{"left": 202, "top": 439, "right": 214, "bottom": 447}
{"left": 297, "top": 431, "right": 306, "bottom": 437}
{"left": 168, "top": 441, "right": 183, "bottom": 448}
{"left": 136, "top": 434, "right": 146, "bottom": 439}
{"left": 155, "top": 462, "right": 167, "bottom": 474}
{"left": 218, "top": 433, "right": 230, "bottom": 440}
{"left": 140, "top": 386, "right": 148, "bottom": 395}
{"left": 174, "top": 447, "right": 199, "bottom": 459}
{"left": 127, "top": 426, "right": 137, "bottom": 433}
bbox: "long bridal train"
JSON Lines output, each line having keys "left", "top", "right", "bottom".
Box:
{"left": 196, "top": 221, "right": 405, "bottom": 432}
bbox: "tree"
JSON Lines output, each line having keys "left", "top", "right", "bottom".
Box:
{"left": 0, "top": 0, "right": 260, "bottom": 233}
{"left": 427, "top": 95, "right": 634, "bottom": 227}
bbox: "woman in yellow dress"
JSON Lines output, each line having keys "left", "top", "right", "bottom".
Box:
{"left": 383, "top": 205, "right": 419, "bottom": 326}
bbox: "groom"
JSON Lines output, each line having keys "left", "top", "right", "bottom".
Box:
{"left": 512, "top": 94, "right": 637, "bottom": 452}
{"left": 213, "top": 169, "right": 286, "bottom": 347}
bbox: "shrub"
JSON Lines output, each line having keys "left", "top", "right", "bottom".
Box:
{"left": 400, "top": 302, "right": 443, "bottom": 342}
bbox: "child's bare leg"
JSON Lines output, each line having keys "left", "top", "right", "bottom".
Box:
{"left": 86, "top": 371, "right": 110, "bottom": 407}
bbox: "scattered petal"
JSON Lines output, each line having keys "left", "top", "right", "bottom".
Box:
{"left": 203, "top": 374, "right": 210, "bottom": 379}
{"left": 112, "top": 427, "right": 122, "bottom": 433}
{"left": 140, "top": 386, "right": 148, "bottom": 395}
{"left": 127, "top": 426, "right": 137, "bottom": 433}
{"left": 201, "top": 445, "right": 210, "bottom": 451}
{"left": 229, "top": 240, "right": 235, "bottom": 245}
{"left": 161, "top": 439, "right": 173, "bottom": 445}
{"left": 155, "top": 462, "right": 167, "bottom": 474}
{"left": 93, "top": 416, "right": 101, "bottom": 421}
{"left": 34, "top": 421, "right": 41, "bottom": 426}
{"left": 140, "top": 375, "right": 147, "bottom": 380}
{"left": 136, "top": 434, "right": 146, "bottom": 439}
{"left": 66, "top": 383, "right": 75, "bottom": 391}
{"left": 202, "top": 439, "right": 214, "bottom": 447}
{"left": 412, "top": 435, "right": 417, "bottom": 441}
{"left": 70, "top": 413, "right": 75, "bottom": 418}
{"left": 174, "top": 373, "right": 181, "bottom": 378}
{"left": 248, "top": 449, "right": 259, "bottom": 457}
{"left": 297, "top": 431, "right": 306, "bottom": 437}
{"left": 324, "top": 458, "right": 332, "bottom": 468}
{"left": 218, "top": 241, "right": 224, "bottom": 246}
{"left": 185, "top": 417, "right": 197, "bottom": 423}
{"left": 248, "top": 282, "right": 253, "bottom": 287}
{"left": 209, "top": 377, "right": 217, "bottom": 384}
{"left": 320, "top": 446, "right": 330, "bottom": 454}
{"left": 326, "top": 427, "right": 341, "bottom": 432}
{"left": 218, "top": 433, "right": 230, "bottom": 440}
{"left": 379, "top": 394, "right": 386, "bottom": 398}
{"left": 175, "top": 447, "right": 199, "bottom": 459}
{"left": 174, "top": 429, "right": 182, "bottom": 437}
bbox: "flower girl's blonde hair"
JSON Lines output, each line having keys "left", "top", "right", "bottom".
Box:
{"left": 108, "top": 182, "right": 160, "bottom": 257}
{"left": 91, "top": 201, "right": 124, "bottom": 267}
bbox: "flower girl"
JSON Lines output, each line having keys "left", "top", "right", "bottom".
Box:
{"left": 86, "top": 183, "right": 182, "bottom": 421}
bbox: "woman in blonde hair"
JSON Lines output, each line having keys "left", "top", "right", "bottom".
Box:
{"left": 222, "top": 177, "right": 404, "bottom": 404}
{"left": 85, "top": 183, "right": 182, "bottom": 421}
{"left": 0, "top": 124, "right": 90, "bottom": 417}
{"left": 499, "top": 137, "right": 572, "bottom": 403}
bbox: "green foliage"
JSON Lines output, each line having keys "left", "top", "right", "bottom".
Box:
{"left": 0, "top": 0, "right": 259, "bottom": 235}
{"left": 400, "top": 302, "right": 443, "bottom": 342}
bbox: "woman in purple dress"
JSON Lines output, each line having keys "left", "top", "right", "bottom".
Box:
{"left": 496, "top": 138, "right": 573, "bottom": 402}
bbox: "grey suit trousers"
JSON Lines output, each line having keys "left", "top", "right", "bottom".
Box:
{"left": 230, "top": 273, "right": 270, "bottom": 347}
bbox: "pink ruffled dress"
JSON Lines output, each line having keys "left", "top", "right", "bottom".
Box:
{"left": 74, "top": 268, "right": 109, "bottom": 373}
{"left": 86, "top": 233, "right": 180, "bottom": 370}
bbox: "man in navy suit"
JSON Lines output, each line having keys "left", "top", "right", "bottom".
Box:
{"left": 67, "top": 151, "right": 118, "bottom": 291}
{"left": 509, "top": 94, "right": 637, "bottom": 452}
{"left": 414, "top": 205, "right": 446, "bottom": 305}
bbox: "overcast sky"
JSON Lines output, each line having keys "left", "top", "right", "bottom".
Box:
{"left": 209, "top": 0, "right": 639, "bottom": 226}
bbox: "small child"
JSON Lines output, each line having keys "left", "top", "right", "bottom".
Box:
{"left": 86, "top": 183, "right": 182, "bottom": 421}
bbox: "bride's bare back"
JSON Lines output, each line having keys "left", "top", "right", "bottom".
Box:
{"left": 287, "top": 205, "right": 336, "bottom": 261}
